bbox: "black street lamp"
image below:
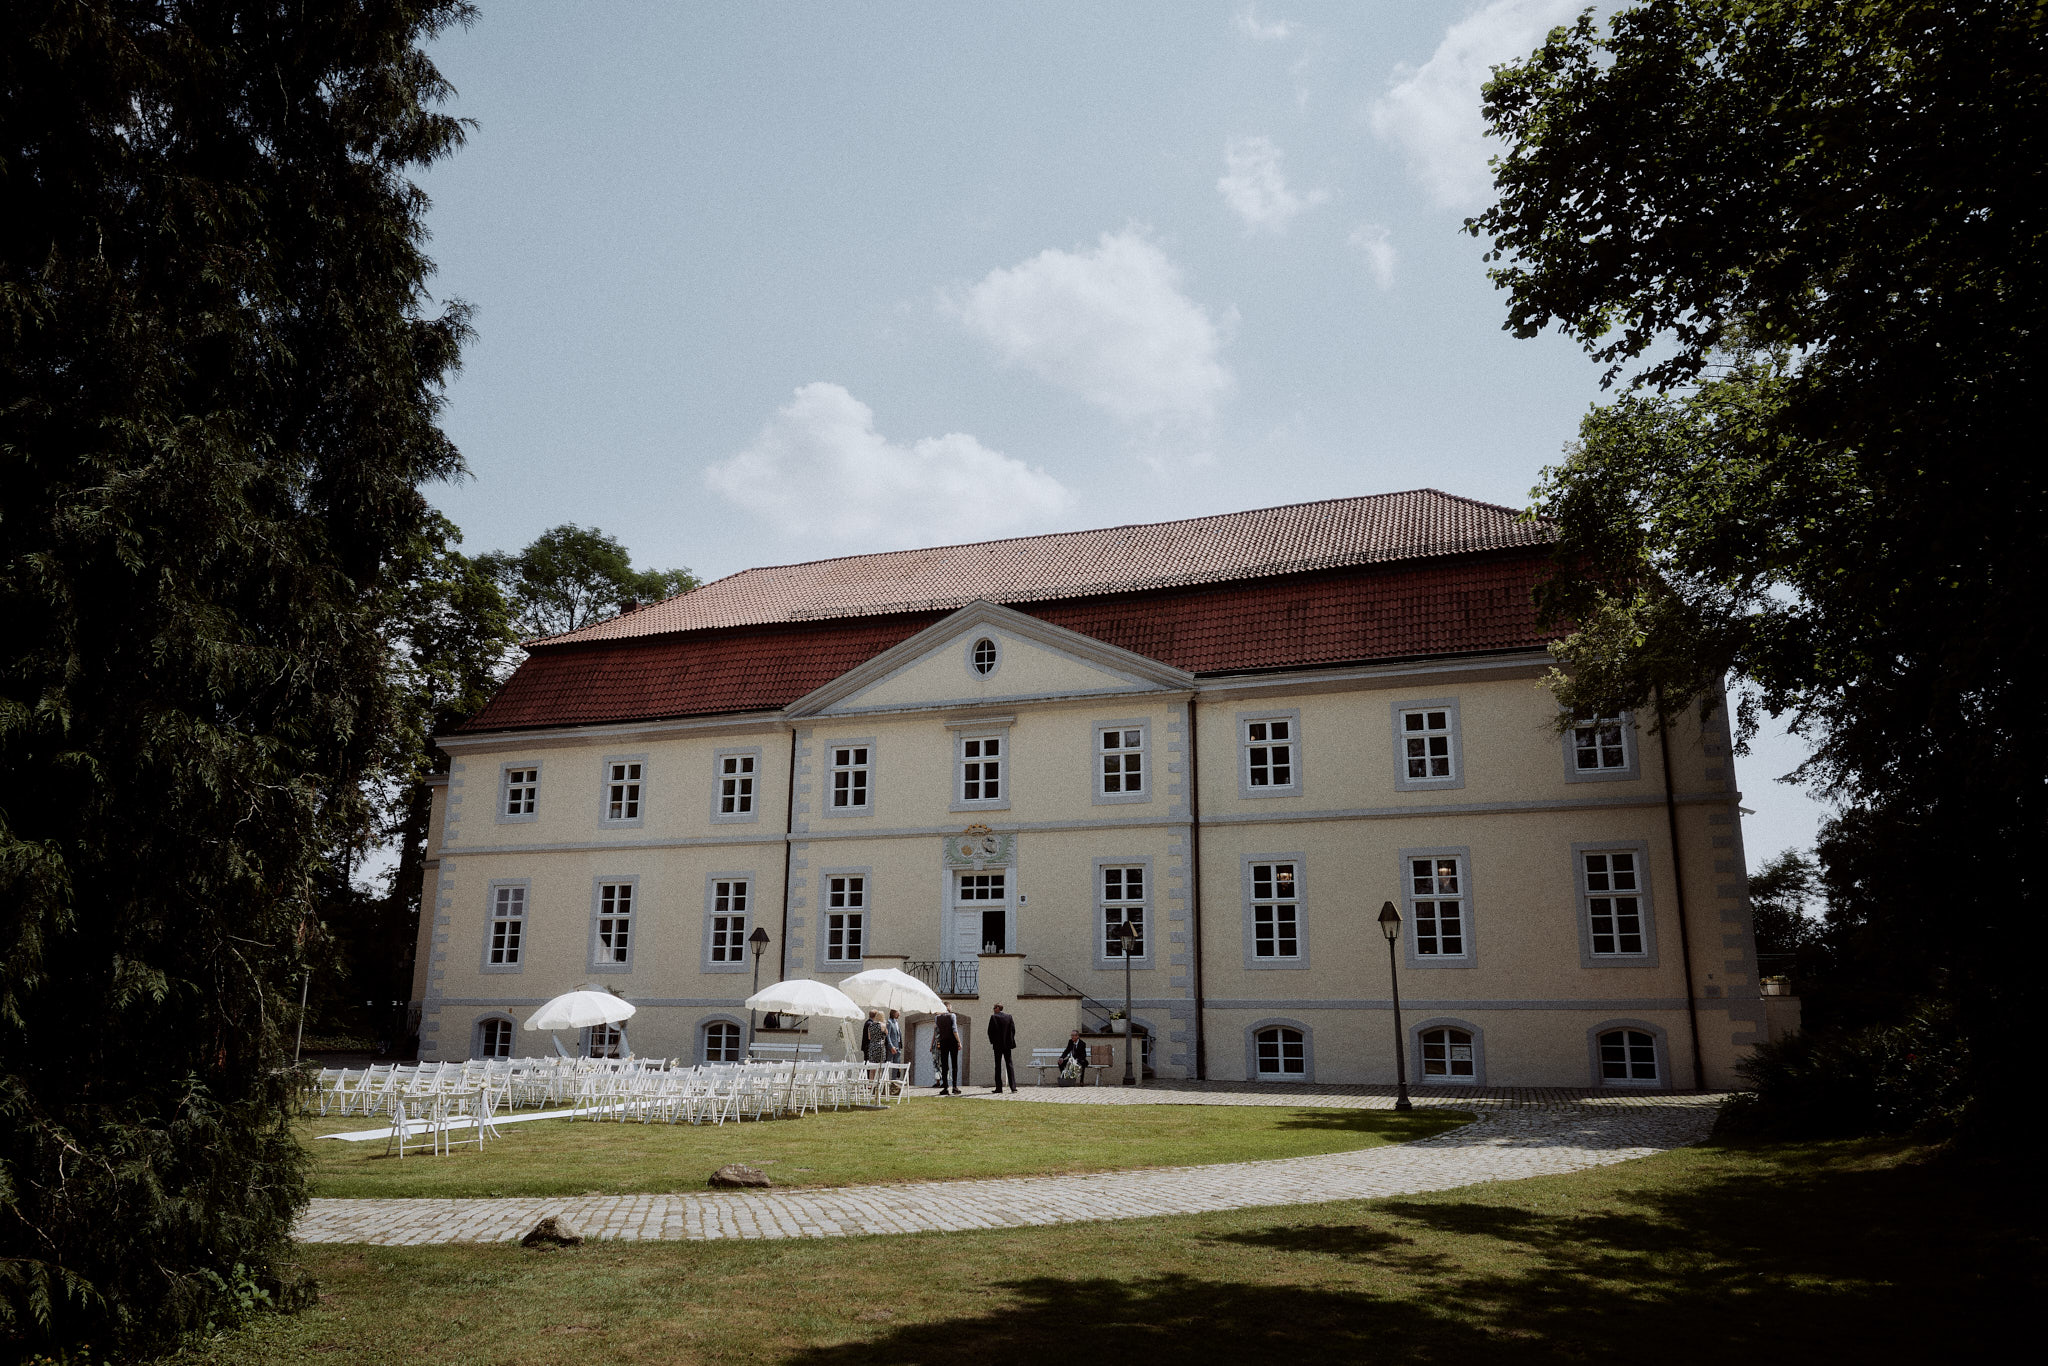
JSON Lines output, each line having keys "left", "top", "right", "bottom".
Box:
{"left": 1377, "top": 900, "right": 1412, "bottom": 1111}
{"left": 1115, "top": 919, "right": 1140, "bottom": 1085}
{"left": 747, "top": 926, "right": 771, "bottom": 1053}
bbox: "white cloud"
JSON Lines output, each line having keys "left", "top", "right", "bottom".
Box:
{"left": 1234, "top": 5, "right": 1297, "bottom": 42}
{"left": 704, "top": 383, "right": 1073, "bottom": 545}
{"left": 952, "top": 228, "right": 1234, "bottom": 436}
{"left": 1216, "top": 136, "right": 1329, "bottom": 235}
{"left": 1369, "top": 0, "right": 1579, "bottom": 210}
{"left": 1349, "top": 223, "right": 1397, "bottom": 289}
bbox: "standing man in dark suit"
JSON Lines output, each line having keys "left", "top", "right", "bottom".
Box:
{"left": 933, "top": 1003, "right": 963, "bottom": 1094}
{"left": 986, "top": 1004, "right": 1018, "bottom": 1094}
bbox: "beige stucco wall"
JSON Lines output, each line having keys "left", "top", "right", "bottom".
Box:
{"left": 413, "top": 625, "right": 1759, "bottom": 1088}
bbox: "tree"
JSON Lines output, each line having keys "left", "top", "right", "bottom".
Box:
{"left": 478, "top": 524, "right": 699, "bottom": 639}
{"left": 0, "top": 1, "right": 474, "bottom": 1351}
{"left": 1470, "top": 0, "right": 2046, "bottom": 1133}
{"left": 1747, "top": 850, "right": 1822, "bottom": 962}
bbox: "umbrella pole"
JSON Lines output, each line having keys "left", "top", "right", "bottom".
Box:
{"left": 783, "top": 1056, "right": 798, "bottom": 1117}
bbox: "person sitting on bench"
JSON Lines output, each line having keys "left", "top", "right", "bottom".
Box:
{"left": 1057, "top": 1029, "right": 1089, "bottom": 1085}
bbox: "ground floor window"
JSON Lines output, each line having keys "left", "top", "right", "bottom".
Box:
{"left": 1419, "top": 1027, "right": 1475, "bottom": 1081}
{"left": 1254, "top": 1026, "right": 1306, "bottom": 1078}
{"left": 703, "top": 1020, "right": 742, "bottom": 1063}
{"left": 1598, "top": 1028, "right": 1658, "bottom": 1083}
{"left": 476, "top": 1017, "right": 513, "bottom": 1059}
{"left": 586, "top": 1024, "right": 625, "bottom": 1059}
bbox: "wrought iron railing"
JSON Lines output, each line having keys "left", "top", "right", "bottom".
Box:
{"left": 1023, "top": 964, "right": 1117, "bottom": 1031}
{"left": 905, "top": 959, "right": 978, "bottom": 996}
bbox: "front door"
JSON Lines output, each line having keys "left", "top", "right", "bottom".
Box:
{"left": 953, "top": 870, "right": 1007, "bottom": 958}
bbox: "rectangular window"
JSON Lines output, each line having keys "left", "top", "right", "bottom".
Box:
{"left": 1250, "top": 861, "right": 1300, "bottom": 959}
{"left": 604, "top": 760, "right": 642, "bottom": 823}
{"left": 1101, "top": 864, "right": 1146, "bottom": 958}
{"left": 503, "top": 767, "right": 538, "bottom": 818}
{"left": 1583, "top": 851, "right": 1646, "bottom": 956}
{"left": 955, "top": 871, "right": 1005, "bottom": 901}
{"left": 1409, "top": 856, "right": 1466, "bottom": 956}
{"left": 593, "top": 882, "right": 633, "bottom": 966}
{"left": 830, "top": 745, "right": 870, "bottom": 810}
{"left": 488, "top": 885, "right": 525, "bottom": 966}
{"left": 716, "top": 753, "right": 755, "bottom": 817}
{"left": 1243, "top": 717, "right": 1296, "bottom": 792}
{"left": 708, "top": 879, "right": 749, "bottom": 963}
{"left": 960, "top": 735, "right": 1002, "bottom": 802}
{"left": 1097, "top": 727, "right": 1146, "bottom": 797}
{"left": 1400, "top": 709, "right": 1455, "bottom": 781}
{"left": 1571, "top": 714, "right": 1631, "bottom": 772}
{"left": 826, "top": 876, "right": 865, "bottom": 962}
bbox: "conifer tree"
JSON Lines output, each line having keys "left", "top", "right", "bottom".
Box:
{"left": 0, "top": 1, "right": 475, "bottom": 1349}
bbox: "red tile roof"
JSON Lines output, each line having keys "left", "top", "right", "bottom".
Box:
{"left": 462, "top": 552, "right": 1554, "bottom": 733}
{"left": 535, "top": 489, "right": 1547, "bottom": 645}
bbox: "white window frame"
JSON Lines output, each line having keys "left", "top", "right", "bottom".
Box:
{"left": 1589, "top": 1021, "right": 1667, "bottom": 1087}
{"left": 1246, "top": 1020, "right": 1313, "bottom": 1081}
{"left": 1562, "top": 711, "right": 1641, "bottom": 783}
{"left": 951, "top": 729, "right": 1010, "bottom": 812}
{"left": 481, "top": 880, "right": 528, "bottom": 974}
{"left": 964, "top": 634, "right": 1003, "bottom": 678}
{"left": 823, "top": 740, "right": 874, "bottom": 818}
{"left": 1414, "top": 1020, "right": 1483, "bottom": 1085}
{"left": 473, "top": 1015, "right": 515, "bottom": 1059}
{"left": 1094, "top": 859, "right": 1152, "bottom": 969}
{"left": 1092, "top": 721, "right": 1150, "bottom": 806}
{"left": 589, "top": 877, "right": 638, "bottom": 973}
{"left": 1391, "top": 698, "right": 1464, "bottom": 792}
{"left": 584, "top": 1023, "right": 626, "bottom": 1059}
{"left": 1400, "top": 846, "right": 1475, "bottom": 969}
{"left": 700, "top": 1018, "right": 744, "bottom": 1064}
{"left": 599, "top": 754, "right": 647, "bottom": 828}
{"left": 821, "top": 872, "right": 866, "bottom": 967}
{"left": 711, "top": 747, "right": 761, "bottom": 825}
{"left": 1238, "top": 710, "right": 1302, "bottom": 798}
{"left": 497, "top": 762, "right": 541, "bottom": 824}
{"left": 702, "top": 872, "right": 752, "bottom": 973}
{"left": 1575, "top": 842, "right": 1659, "bottom": 966}
{"left": 1242, "top": 856, "right": 1307, "bottom": 968}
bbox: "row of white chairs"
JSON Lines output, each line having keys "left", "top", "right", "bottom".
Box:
{"left": 303, "top": 1057, "right": 678, "bottom": 1118}
{"left": 567, "top": 1061, "right": 911, "bottom": 1126}
{"left": 384, "top": 1087, "right": 502, "bottom": 1158}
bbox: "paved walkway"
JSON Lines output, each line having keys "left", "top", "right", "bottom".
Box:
{"left": 295, "top": 1083, "right": 1726, "bottom": 1246}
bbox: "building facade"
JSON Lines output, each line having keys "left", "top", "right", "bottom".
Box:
{"left": 410, "top": 491, "right": 1769, "bottom": 1089}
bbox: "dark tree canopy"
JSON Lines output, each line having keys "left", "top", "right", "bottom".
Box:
{"left": 0, "top": 0, "right": 474, "bottom": 1350}
{"left": 1470, "top": 0, "right": 2046, "bottom": 1133}
{"left": 478, "top": 523, "right": 700, "bottom": 639}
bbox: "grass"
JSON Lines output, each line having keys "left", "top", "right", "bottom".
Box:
{"left": 182, "top": 1135, "right": 2038, "bottom": 1366}
{"left": 300, "top": 1099, "right": 1466, "bottom": 1198}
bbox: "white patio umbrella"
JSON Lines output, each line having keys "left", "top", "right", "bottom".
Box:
{"left": 524, "top": 990, "right": 637, "bottom": 1057}
{"left": 742, "top": 979, "right": 866, "bottom": 1108}
{"left": 835, "top": 967, "right": 945, "bottom": 1016}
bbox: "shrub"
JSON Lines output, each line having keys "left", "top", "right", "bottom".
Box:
{"left": 1718, "top": 1002, "right": 1971, "bottom": 1140}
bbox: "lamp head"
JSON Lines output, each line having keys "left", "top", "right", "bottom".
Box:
{"left": 748, "top": 926, "right": 770, "bottom": 958}
{"left": 1116, "top": 921, "right": 1139, "bottom": 951}
{"left": 1377, "top": 900, "right": 1402, "bottom": 943}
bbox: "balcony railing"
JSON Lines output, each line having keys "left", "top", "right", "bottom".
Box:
{"left": 905, "top": 959, "right": 979, "bottom": 996}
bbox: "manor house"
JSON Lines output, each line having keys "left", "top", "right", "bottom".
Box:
{"left": 409, "top": 490, "right": 1771, "bottom": 1089}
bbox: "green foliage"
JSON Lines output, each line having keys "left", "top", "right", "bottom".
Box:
{"left": 1718, "top": 1002, "right": 1972, "bottom": 1140}
{"left": 1746, "top": 849, "right": 1822, "bottom": 960}
{"left": 0, "top": 0, "right": 474, "bottom": 1353}
{"left": 477, "top": 524, "right": 699, "bottom": 640}
{"left": 1469, "top": 0, "right": 2046, "bottom": 1135}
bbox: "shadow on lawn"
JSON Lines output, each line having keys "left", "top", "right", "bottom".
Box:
{"left": 781, "top": 1141, "right": 2035, "bottom": 1366}
{"left": 1263, "top": 1108, "right": 1470, "bottom": 1135}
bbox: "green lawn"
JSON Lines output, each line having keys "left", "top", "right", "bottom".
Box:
{"left": 300, "top": 1099, "right": 1466, "bottom": 1198}
{"left": 181, "top": 1136, "right": 2036, "bottom": 1366}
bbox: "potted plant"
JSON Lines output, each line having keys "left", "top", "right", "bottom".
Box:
{"left": 1108, "top": 1011, "right": 1127, "bottom": 1034}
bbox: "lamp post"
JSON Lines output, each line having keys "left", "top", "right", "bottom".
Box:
{"left": 1377, "top": 900, "right": 1412, "bottom": 1111}
{"left": 747, "top": 926, "right": 771, "bottom": 1053}
{"left": 1116, "top": 920, "right": 1139, "bottom": 1085}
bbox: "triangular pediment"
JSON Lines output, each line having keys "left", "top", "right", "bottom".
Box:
{"left": 786, "top": 602, "right": 1193, "bottom": 718}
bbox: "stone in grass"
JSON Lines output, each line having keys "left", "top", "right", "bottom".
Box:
{"left": 521, "top": 1215, "right": 583, "bottom": 1248}
{"left": 709, "top": 1163, "right": 772, "bottom": 1189}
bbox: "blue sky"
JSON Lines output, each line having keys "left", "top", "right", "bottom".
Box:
{"left": 414, "top": 1, "right": 1829, "bottom": 866}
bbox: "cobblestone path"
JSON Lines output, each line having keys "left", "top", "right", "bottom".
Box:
{"left": 295, "top": 1083, "right": 1725, "bottom": 1246}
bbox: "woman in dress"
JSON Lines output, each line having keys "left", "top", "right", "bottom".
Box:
{"left": 861, "top": 1010, "right": 888, "bottom": 1069}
